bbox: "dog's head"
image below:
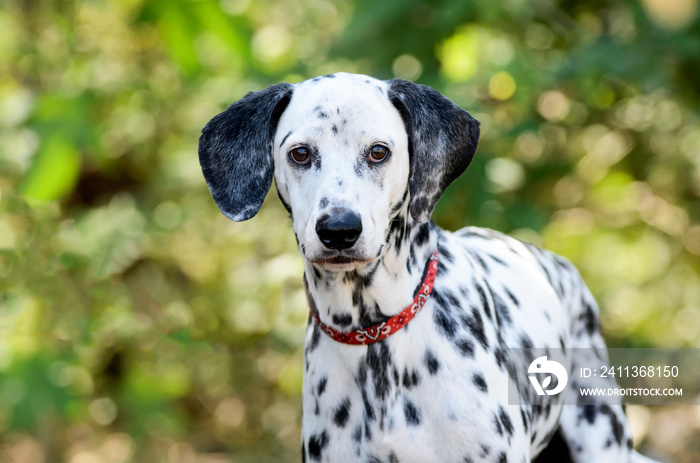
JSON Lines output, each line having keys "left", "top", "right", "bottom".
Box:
{"left": 199, "top": 73, "right": 480, "bottom": 271}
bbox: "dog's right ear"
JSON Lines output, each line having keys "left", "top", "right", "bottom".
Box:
{"left": 199, "top": 83, "right": 293, "bottom": 222}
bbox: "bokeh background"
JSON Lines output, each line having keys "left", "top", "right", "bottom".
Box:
{"left": 1, "top": 0, "right": 699, "bottom": 462}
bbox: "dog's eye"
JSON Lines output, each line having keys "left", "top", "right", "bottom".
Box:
{"left": 289, "top": 147, "right": 310, "bottom": 165}
{"left": 369, "top": 145, "right": 389, "bottom": 163}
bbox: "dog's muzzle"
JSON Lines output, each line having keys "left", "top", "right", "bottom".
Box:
{"left": 315, "top": 209, "right": 362, "bottom": 250}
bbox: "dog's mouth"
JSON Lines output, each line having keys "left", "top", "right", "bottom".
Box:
{"left": 308, "top": 252, "right": 373, "bottom": 270}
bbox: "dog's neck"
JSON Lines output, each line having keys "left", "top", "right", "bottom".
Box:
{"left": 303, "top": 207, "right": 439, "bottom": 332}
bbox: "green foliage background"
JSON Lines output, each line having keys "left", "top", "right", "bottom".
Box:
{"left": 1, "top": 0, "right": 699, "bottom": 461}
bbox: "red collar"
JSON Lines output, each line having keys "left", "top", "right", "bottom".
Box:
{"left": 306, "top": 249, "right": 439, "bottom": 345}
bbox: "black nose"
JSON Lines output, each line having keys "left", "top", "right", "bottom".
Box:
{"left": 315, "top": 210, "right": 363, "bottom": 250}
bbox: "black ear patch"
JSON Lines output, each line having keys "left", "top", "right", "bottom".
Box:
{"left": 388, "top": 79, "right": 480, "bottom": 223}
{"left": 199, "top": 83, "right": 293, "bottom": 221}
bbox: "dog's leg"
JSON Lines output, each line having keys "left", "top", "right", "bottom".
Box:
{"left": 557, "top": 284, "right": 657, "bottom": 463}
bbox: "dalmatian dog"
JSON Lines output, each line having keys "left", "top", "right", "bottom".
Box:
{"left": 198, "top": 73, "right": 658, "bottom": 463}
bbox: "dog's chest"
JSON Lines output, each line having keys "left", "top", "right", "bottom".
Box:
{"left": 301, "top": 230, "right": 571, "bottom": 462}
{"left": 302, "top": 316, "right": 513, "bottom": 462}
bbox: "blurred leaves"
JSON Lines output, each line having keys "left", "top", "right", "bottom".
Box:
{"left": 1, "top": 0, "right": 699, "bottom": 461}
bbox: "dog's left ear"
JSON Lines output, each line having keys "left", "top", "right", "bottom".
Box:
{"left": 199, "top": 83, "right": 293, "bottom": 222}
{"left": 388, "top": 79, "right": 480, "bottom": 223}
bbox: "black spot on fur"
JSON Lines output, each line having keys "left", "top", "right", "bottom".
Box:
{"left": 476, "top": 285, "right": 493, "bottom": 320}
{"left": 520, "top": 408, "right": 529, "bottom": 431}
{"left": 307, "top": 322, "right": 321, "bottom": 353}
{"left": 424, "top": 349, "right": 440, "bottom": 375}
{"left": 414, "top": 222, "right": 431, "bottom": 247}
{"left": 308, "top": 430, "right": 328, "bottom": 461}
{"left": 437, "top": 259, "right": 449, "bottom": 277}
{"left": 600, "top": 404, "right": 624, "bottom": 445}
{"left": 580, "top": 302, "right": 599, "bottom": 336}
{"left": 494, "top": 414, "right": 503, "bottom": 435}
{"left": 461, "top": 307, "right": 489, "bottom": 350}
{"left": 312, "top": 149, "right": 322, "bottom": 170}
{"left": 494, "top": 347, "right": 507, "bottom": 369}
{"left": 390, "top": 190, "right": 409, "bottom": 216}
{"left": 403, "top": 398, "right": 421, "bottom": 426}
{"left": 352, "top": 424, "right": 362, "bottom": 444}
{"left": 504, "top": 288, "right": 519, "bottom": 307}
{"left": 580, "top": 404, "right": 597, "bottom": 424}
{"left": 352, "top": 286, "right": 364, "bottom": 308}
{"left": 333, "top": 397, "right": 351, "bottom": 428}
{"left": 476, "top": 447, "right": 490, "bottom": 460}
{"left": 443, "top": 290, "right": 461, "bottom": 309}
{"left": 332, "top": 124, "right": 338, "bottom": 134}
{"left": 354, "top": 160, "right": 365, "bottom": 178}
{"left": 406, "top": 245, "right": 418, "bottom": 274}
{"left": 317, "top": 376, "right": 327, "bottom": 396}
{"left": 440, "top": 246, "right": 454, "bottom": 264}
{"left": 497, "top": 452, "right": 507, "bottom": 463}
{"left": 434, "top": 307, "right": 457, "bottom": 339}
{"left": 489, "top": 286, "right": 512, "bottom": 326}
{"left": 498, "top": 406, "right": 514, "bottom": 437}
{"left": 332, "top": 312, "right": 353, "bottom": 327}
{"left": 319, "top": 197, "right": 329, "bottom": 208}
{"left": 473, "top": 373, "right": 488, "bottom": 392}
{"left": 364, "top": 419, "right": 373, "bottom": 442}
{"left": 473, "top": 253, "right": 490, "bottom": 273}
{"left": 539, "top": 259, "right": 553, "bottom": 285}
{"left": 402, "top": 368, "right": 421, "bottom": 389}
{"left": 386, "top": 212, "right": 407, "bottom": 254}
{"left": 358, "top": 366, "right": 376, "bottom": 424}
{"left": 366, "top": 342, "right": 393, "bottom": 400}
{"left": 456, "top": 339, "right": 475, "bottom": 357}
